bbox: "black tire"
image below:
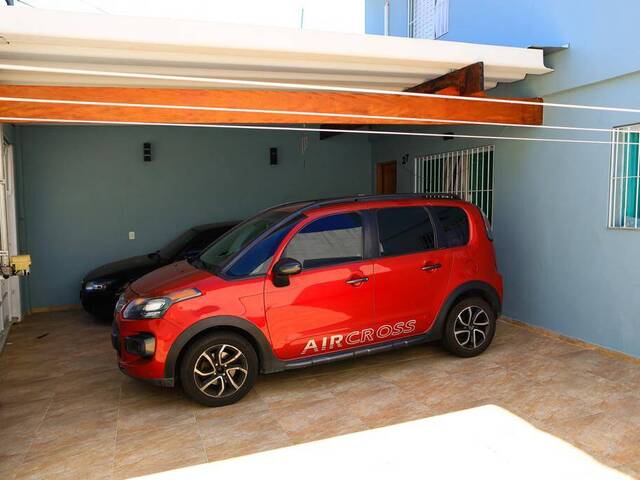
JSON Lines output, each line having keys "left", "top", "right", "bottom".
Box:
{"left": 442, "top": 297, "right": 496, "bottom": 358}
{"left": 179, "top": 331, "right": 258, "bottom": 407}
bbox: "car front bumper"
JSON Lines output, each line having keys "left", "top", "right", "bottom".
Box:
{"left": 112, "top": 310, "right": 180, "bottom": 387}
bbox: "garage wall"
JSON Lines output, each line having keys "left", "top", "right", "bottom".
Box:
{"left": 16, "top": 125, "right": 372, "bottom": 310}
{"left": 370, "top": 70, "right": 640, "bottom": 358}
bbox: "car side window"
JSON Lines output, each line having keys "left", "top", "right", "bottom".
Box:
{"left": 377, "top": 206, "right": 435, "bottom": 256}
{"left": 432, "top": 206, "right": 470, "bottom": 247}
{"left": 283, "top": 213, "right": 363, "bottom": 269}
{"left": 226, "top": 222, "right": 298, "bottom": 277}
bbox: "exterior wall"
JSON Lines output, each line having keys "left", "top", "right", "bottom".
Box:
{"left": 365, "top": 0, "right": 408, "bottom": 37}
{"left": 16, "top": 125, "right": 372, "bottom": 310}
{"left": 369, "top": 0, "right": 640, "bottom": 357}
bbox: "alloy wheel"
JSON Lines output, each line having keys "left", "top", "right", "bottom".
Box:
{"left": 193, "top": 344, "right": 249, "bottom": 398}
{"left": 453, "top": 305, "right": 490, "bottom": 350}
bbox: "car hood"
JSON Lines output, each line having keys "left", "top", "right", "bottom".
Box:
{"left": 83, "top": 254, "right": 164, "bottom": 282}
{"left": 130, "top": 260, "right": 212, "bottom": 297}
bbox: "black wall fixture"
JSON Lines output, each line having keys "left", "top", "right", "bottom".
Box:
{"left": 143, "top": 142, "right": 152, "bottom": 162}
{"left": 270, "top": 147, "right": 278, "bottom": 165}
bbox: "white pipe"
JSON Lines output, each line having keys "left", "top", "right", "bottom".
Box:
{"left": 0, "top": 116, "right": 637, "bottom": 146}
{"left": 384, "top": 0, "right": 390, "bottom": 36}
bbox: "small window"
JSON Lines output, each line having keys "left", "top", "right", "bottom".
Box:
{"left": 608, "top": 126, "right": 640, "bottom": 229}
{"left": 433, "top": 207, "right": 469, "bottom": 247}
{"left": 377, "top": 207, "right": 435, "bottom": 256}
{"left": 284, "top": 213, "right": 363, "bottom": 269}
{"left": 408, "top": 0, "right": 449, "bottom": 40}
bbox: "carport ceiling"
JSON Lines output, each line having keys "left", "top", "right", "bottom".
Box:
{"left": 0, "top": 8, "right": 548, "bottom": 127}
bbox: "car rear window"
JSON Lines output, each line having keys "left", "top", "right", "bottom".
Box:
{"left": 432, "top": 206, "right": 469, "bottom": 247}
{"left": 377, "top": 206, "right": 435, "bottom": 256}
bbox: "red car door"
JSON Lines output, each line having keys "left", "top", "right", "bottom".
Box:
{"left": 373, "top": 206, "right": 452, "bottom": 334}
{"left": 264, "top": 212, "right": 375, "bottom": 360}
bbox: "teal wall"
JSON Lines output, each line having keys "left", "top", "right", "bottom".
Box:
{"left": 16, "top": 126, "right": 372, "bottom": 310}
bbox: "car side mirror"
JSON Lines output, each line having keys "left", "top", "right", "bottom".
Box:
{"left": 272, "top": 258, "right": 302, "bottom": 287}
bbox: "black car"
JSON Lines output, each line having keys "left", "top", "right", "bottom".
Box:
{"left": 80, "top": 221, "right": 237, "bottom": 318}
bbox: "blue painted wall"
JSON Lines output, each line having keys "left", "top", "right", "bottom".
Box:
{"left": 365, "top": 0, "right": 408, "bottom": 37}
{"left": 15, "top": 126, "right": 372, "bottom": 310}
{"left": 368, "top": 0, "right": 640, "bottom": 357}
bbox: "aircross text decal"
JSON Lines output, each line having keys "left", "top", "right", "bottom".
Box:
{"left": 301, "top": 320, "right": 417, "bottom": 355}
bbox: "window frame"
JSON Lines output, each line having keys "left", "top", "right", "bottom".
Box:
{"left": 608, "top": 124, "right": 640, "bottom": 230}
{"left": 407, "top": 0, "right": 449, "bottom": 40}
{"left": 278, "top": 210, "right": 372, "bottom": 272}
{"left": 414, "top": 145, "right": 495, "bottom": 225}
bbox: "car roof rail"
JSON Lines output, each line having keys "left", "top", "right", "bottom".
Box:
{"left": 301, "top": 193, "right": 461, "bottom": 210}
{"left": 264, "top": 193, "right": 462, "bottom": 220}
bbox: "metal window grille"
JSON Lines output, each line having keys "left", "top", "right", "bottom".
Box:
{"left": 608, "top": 126, "right": 640, "bottom": 229}
{"left": 408, "top": 0, "right": 448, "bottom": 39}
{"left": 414, "top": 146, "right": 495, "bottom": 223}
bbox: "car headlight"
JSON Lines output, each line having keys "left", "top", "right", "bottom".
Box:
{"left": 84, "top": 279, "right": 115, "bottom": 292}
{"left": 115, "top": 293, "right": 128, "bottom": 313}
{"left": 122, "top": 288, "right": 202, "bottom": 320}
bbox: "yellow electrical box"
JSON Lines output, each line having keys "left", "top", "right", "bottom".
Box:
{"left": 10, "top": 254, "right": 31, "bottom": 276}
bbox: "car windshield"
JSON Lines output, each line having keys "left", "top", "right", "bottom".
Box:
{"left": 198, "top": 208, "right": 295, "bottom": 271}
{"left": 157, "top": 229, "right": 196, "bottom": 260}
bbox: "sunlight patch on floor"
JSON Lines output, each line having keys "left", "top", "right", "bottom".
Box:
{"left": 129, "top": 405, "right": 630, "bottom": 480}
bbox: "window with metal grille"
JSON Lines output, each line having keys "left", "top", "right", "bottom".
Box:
{"left": 608, "top": 126, "right": 640, "bottom": 229}
{"left": 408, "top": 0, "right": 449, "bottom": 39}
{"left": 414, "top": 145, "right": 495, "bottom": 223}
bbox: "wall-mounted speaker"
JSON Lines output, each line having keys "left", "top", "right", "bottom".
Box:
{"left": 143, "top": 142, "right": 152, "bottom": 162}
{"left": 270, "top": 147, "right": 278, "bottom": 165}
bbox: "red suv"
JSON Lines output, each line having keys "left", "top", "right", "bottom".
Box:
{"left": 112, "top": 194, "right": 502, "bottom": 407}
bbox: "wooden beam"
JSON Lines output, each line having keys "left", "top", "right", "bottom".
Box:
{"left": 0, "top": 84, "right": 542, "bottom": 126}
{"left": 405, "top": 62, "right": 485, "bottom": 96}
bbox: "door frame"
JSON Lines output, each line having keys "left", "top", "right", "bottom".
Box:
{"left": 0, "top": 128, "right": 22, "bottom": 336}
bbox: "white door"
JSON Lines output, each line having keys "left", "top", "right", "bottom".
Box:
{"left": 0, "top": 131, "right": 21, "bottom": 343}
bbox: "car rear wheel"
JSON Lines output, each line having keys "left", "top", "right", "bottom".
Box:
{"left": 180, "top": 332, "right": 258, "bottom": 407}
{"left": 442, "top": 297, "right": 496, "bottom": 357}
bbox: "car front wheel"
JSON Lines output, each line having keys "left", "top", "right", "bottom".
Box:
{"left": 442, "top": 297, "right": 496, "bottom": 357}
{"left": 180, "top": 331, "right": 258, "bottom": 407}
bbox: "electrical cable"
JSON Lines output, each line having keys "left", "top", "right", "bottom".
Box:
{"left": 1, "top": 117, "right": 636, "bottom": 146}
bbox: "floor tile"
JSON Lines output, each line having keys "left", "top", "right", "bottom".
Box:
{"left": 272, "top": 396, "right": 366, "bottom": 444}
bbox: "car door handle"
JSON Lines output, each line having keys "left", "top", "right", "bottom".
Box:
{"left": 346, "top": 276, "right": 369, "bottom": 285}
{"left": 421, "top": 263, "right": 442, "bottom": 272}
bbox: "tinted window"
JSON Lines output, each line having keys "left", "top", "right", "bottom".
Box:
{"left": 200, "top": 209, "right": 290, "bottom": 270}
{"left": 227, "top": 222, "right": 297, "bottom": 277}
{"left": 284, "top": 213, "right": 363, "bottom": 269}
{"left": 433, "top": 206, "right": 469, "bottom": 247}
{"left": 377, "top": 207, "right": 435, "bottom": 256}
